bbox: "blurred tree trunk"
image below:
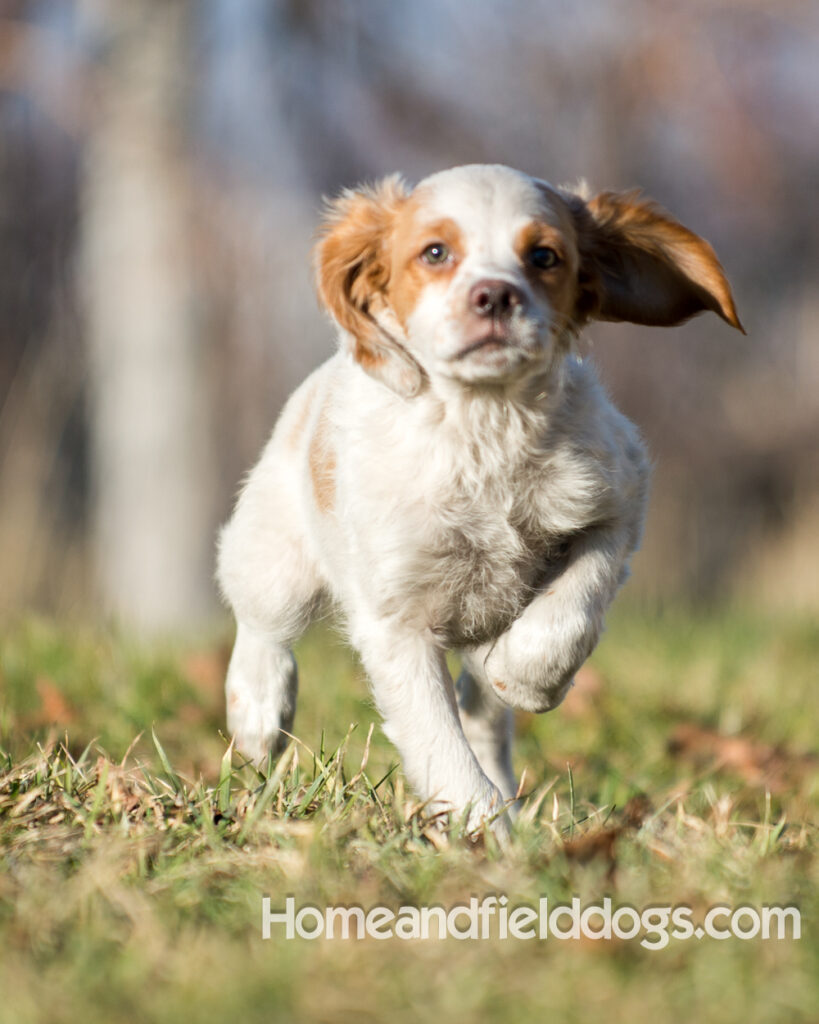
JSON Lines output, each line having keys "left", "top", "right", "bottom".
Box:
{"left": 79, "top": 0, "right": 217, "bottom": 633}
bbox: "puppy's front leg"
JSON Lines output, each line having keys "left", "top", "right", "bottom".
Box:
{"left": 353, "top": 620, "right": 509, "bottom": 837}
{"left": 465, "top": 519, "right": 639, "bottom": 714}
{"left": 455, "top": 667, "right": 518, "bottom": 805}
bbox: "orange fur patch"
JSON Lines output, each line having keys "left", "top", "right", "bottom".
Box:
{"left": 309, "top": 402, "right": 336, "bottom": 514}
{"left": 514, "top": 219, "right": 579, "bottom": 329}
{"left": 389, "top": 212, "right": 464, "bottom": 330}
{"left": 287, "top": 378, "right": 318, "bottom": 449}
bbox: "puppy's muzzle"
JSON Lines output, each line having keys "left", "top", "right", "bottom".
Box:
{"left": 468, "top": 279, "right": 528, "bottom": 320}
{"left": 455, "top": 279, "right": 532, "bottom": 359}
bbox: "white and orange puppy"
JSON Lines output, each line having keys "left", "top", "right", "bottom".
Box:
{"left": 217, "top": 164, "right": 741, "bottom": 837}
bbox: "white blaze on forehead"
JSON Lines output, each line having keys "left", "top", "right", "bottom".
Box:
{"left": 412, "top": 164, "right": 564, "bottom": 270}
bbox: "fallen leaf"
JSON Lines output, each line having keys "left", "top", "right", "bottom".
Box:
{"left": 31, "top": 677, "right": 76, "bottom": 727}
{"left": 182, "top": 646, "right": 230, "bottom": 702}
{"left": 668, "top": 723, "right": 816, "bottom": 793}
{"left": 621, "top": 792, "right": 653, "bottom": 829}
{"left": 561, "top": 664, "right": 606, "bottom": 719}
{"left": 561, "top": 827, "right": 620, "bottom": 879}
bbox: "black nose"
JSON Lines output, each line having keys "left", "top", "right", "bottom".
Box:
{"left": 468, "top": 279, "right": 527, "bottom": 319}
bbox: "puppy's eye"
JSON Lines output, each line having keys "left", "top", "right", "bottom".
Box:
{"left": 420, "top": 242, "right": 451, "bottom": 265}
{"left": 529, "top": 246, "right": 560, "bottom": 270}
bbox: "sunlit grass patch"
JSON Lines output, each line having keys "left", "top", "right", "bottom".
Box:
{"left": 0, "top": 606, "right": 817, "bottom": 1023}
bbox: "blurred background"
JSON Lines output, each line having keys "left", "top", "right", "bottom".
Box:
{"left": 1, "top": 0, "right": 817, "bottom": 634}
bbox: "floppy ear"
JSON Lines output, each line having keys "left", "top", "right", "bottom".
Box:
{"left": 566, "top": 189, "right": 744, "bottom": 332}
{"left": 315, "top": 176, "right": 425, "bottom": 398}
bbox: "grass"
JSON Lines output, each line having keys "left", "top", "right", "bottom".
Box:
{"left": 0, "top": 605, "right": 817, "bottom": 1023}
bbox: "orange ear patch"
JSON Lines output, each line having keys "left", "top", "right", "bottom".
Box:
{"left": 567, "top": 189, "right": 744, "bottom": 332}
{"left": 314, "top": 177, "right": 425, "bottom": 397}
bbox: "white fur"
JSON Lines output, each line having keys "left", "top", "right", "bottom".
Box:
{"left": 217, "top": 165, "right": 656, "bottom": 838}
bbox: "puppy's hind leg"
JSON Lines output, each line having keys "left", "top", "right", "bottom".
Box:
{"left": 224, "top": 624, "right": 300, "bottom": 765}
{"left": 217, "top": 466, "right": 325, "bottom": 766}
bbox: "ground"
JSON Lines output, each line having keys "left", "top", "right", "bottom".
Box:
{"left": 0, "top": 605, "right": 817, "bottom": 1023}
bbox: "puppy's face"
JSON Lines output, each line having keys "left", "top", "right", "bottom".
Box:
{"left": 387, "top": 166, "right": 580, "bottom": 384}
{"left": 317, "top": 164, "right": 742, "bottom": 397}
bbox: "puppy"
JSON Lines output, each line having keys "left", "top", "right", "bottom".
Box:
{"left": 217, "top": 164, "right": 741, "bottom": 837}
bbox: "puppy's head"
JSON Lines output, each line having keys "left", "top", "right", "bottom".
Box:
{"left": 316, "top": 164, "right": 742, "bottom": 397}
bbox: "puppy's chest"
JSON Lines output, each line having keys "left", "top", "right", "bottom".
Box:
{"left": 417, "top": 481, "right": 561, "bottom": 647}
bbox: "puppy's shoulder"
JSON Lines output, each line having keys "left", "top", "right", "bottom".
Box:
{"left": 543, "top": 356, "right": 649, "bottom": 518}
{"left": 557, "top": 357, "right": 644, "bottom": 458}
{"left": 265, "top": 356, "right": 339, "bottom": 452}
